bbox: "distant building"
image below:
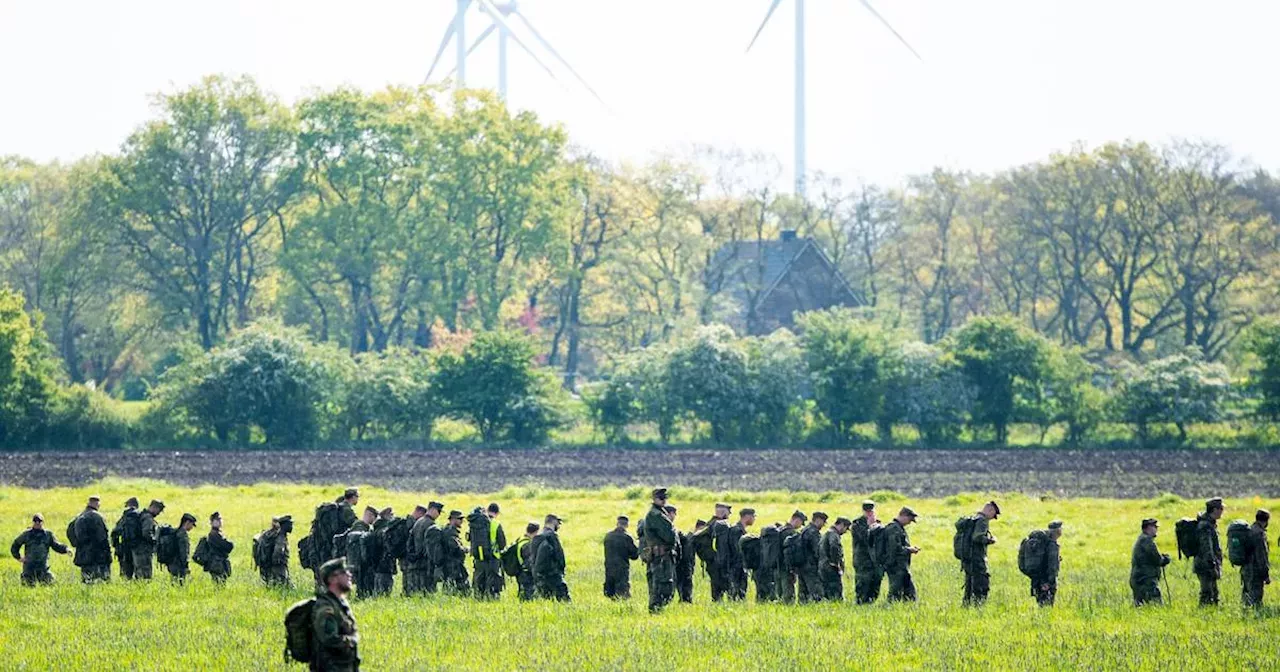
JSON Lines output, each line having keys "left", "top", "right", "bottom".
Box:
{"left": 707, "top": 230, "right": 863, "bottom": 335}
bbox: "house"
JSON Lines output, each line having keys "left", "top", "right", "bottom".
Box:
{"left": 707, "top": 230, "right": 864, "bottom": 335}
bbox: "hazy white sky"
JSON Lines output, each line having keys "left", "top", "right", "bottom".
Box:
{"left": 1, "top": 1, "right": 1278, "bottom": 186}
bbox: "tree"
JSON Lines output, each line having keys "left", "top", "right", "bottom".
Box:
{"left": 797, "top": 308, "right": 895, "bottom": 440}
{"left": 665, "top": 325, "right": 748, "bottom": 443}
{"left": 1246, "top": 319, "right": 1280, "bottom": 421}
{"left": 586, "top": 343, "right": 678, "bottom": 444}
{"left": 881, "top": 341, "right": 972, "bottom": 444}
{"left": 1115, "top": 348, "right": 1229, "bottom": 443}
{"left": 433, "top": 330, "right": 564, "bottom": 443}
{"left": 338, "top": 349, "right": 436, "bottom": 441}
{"left": 947, "top": 316, "right": 1052, "bottom": 444}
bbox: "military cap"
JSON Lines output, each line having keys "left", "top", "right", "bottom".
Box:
{"left": 412, "top": 504, "right": 429, "bottom": 515}
{"left": 87, "top": 495, "right": 101, "bottom": 503}
{"left": 1141, "top": 518, "right": 1159, "bottom": 529}
{"left": 448, "top": 510, "right": 463, "bottom": 520}
{"left": 545, "top": 513, "right": 567, "bottom": 523}
{"left": 665, "top": 505, "right": 678, "bottom": 514}
{"left": 180, "top": 513, "right": 197, "bottom": 526}
{"left": 378, "top": 507, "right": 394, "bottom": 518}
{"left": 740, "top": 508, "right": 756, "bottom": 516}
{"left": 862, "top": 500, "right": 877, "bottom": 512}
{"left": 790, "top": 510, "right": 808, "bottom": 522}
{"left": 986, "top": 500, "right": 1000, "bottom": 518}
{"left": 318, "top": 557, "right": 349, "bottom": 584}
{"left": 617, "top": 515, "right": 630, "bottom": 523}
{"left": 343, "top": 488, "right": 359, "bottom": 498}
{"left": 695, "top": 519, "right": 707, "bottom": 527}
{"left": 1205, "top": 497, "right": 1224, "bottom": 511}
{"left": 209, "top": 511, "right": 221, "bottom": 521}
{"left": 811, "top": 511, "right": 829, "bottom": 521}
{"left": 1047, "top": 520, "right": 1063, "bottom": 531}
{"left": 487, "top": 502, "right": 500, "bottom": 514}
{"left": 899, "top": 506, "right": 918, "bottom": 519}
{"left": 273, "top": 514, "right": 293, "bottom": 524}
{"left": 651, "top": 488, "right": 669, "bottom": 500}
{"left": 428, "top": 501, "right": 445, "bottom": 512}
{"left": 125, "top": 497, "right": 139, "bottom": 508}
{"left": 364, "top": 506, "right": 378, "bottom": 517}
{"left": 149, "top": 499, "right": 166, "bottom": 510}
{"left": 834, "top": 517, "right": 852, "bottom": 527}
{"left": 32, "top": 513, "right": 43, "bottom": 523}
{"left": 1257, "top": 509, "right": 1271, "bottom": 522}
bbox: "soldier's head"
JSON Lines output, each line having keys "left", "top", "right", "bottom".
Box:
{"left": 833, "top": 517, "right": 851, "bottom": 534}
{"left": 343, "top": 488, "right": 359, "bottom": 506}
{"left": 1205, "top": 497, "right": 1224, "bottom": 519}
{"left": 1047, "top": 520, "right": 1063, "bottom": 541}
{"left": 862, "top": 500, "right": 877, "bottom": 521}
{"left": 1257, "top": 509, "right": 1271, "bottom": 529}
{"left": 210, "top": 511, "right": 222, "bottom": 529}
{"left": 427, "top": 502, "right": 444, "bottom": 520}
{"left": 148, "top": 499, "right": 165, "bottom": 516}
{"left": 695, "top": 519, "right": 707, "bottom": 532}
{"left": 125, "top": 497, "right": 139, "bottom": 509}
{"left": 664, "top": 505, "right": 678, "bottom": 522}
{"left": 740, "top": 508, "right": 756, "bottom": 527}
{"left": 714, "top": 503, "right": 731, "bottom": 520}
{"left": 86, "top": 496, "right": 101, "bottom": 511}
{"left": 981, "top": 501, "right": 1000, "bottom": 521}
{"left": 545, "top": 514, "right": 565, "bottom": 532}
{"left": 616, "top": 515, "right": 629, "bottom": 531}
{"left": 811, "top": 512, "right": 828, "bottom": 530}
{"left": 362, "top": 506, "right": 377, "bottom": 525}
{"left": 31, "top": 513, "right": 44, "bottom": 530}
{"left": 897, "top": 506, "right": 918, "bottom": 526}
{"left": 378, "top": 507, "right": 394, "bottom": 521}
{"left": 1141, "top": 518, "right": 1159, "bottom": 537}
{"left": 651, "top": 488, "right": 669, "bottom": 507}
{"left": 448, "top": 510, "right": 464, "bottom": 528}
{"left": 412, "top": 504, "right": 428, "bottom": 520}
{"left": 487, "top": 503, "right": 500, "bottom": 519}
{"left": 180, "top": 513, "right": 197, "bottom": 531}
{"left": 526, "top": 521, "right": 540, "bottom": 537}
{"left": 277, "top": 515, "right": 294, "bottom": 534}
{"left": 789, "top": 511, "right": 807, "bottom": 529}
{"left": 320, "top": 558, "right": 352, "bottom": 596}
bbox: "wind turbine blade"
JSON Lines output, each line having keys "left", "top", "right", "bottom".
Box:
{"left": 858, "top": 0, "right": 923, "bottom": 61}
{"left": 425, "top": 22, "right": 458, "bottom": 84}
{"left": 511, "top": 10, "right": 608, "bottom": 108}
{"left": 747, "top": 0, "right": 784, "bottom": 53}
{"left": 443, "top": 23, "right": 498, "bottom": 79}
{"left": 475, "top": 0, "right": 560, "bottom": 82}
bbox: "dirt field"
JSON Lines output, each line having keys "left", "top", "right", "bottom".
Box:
{"left": 1, "top": 448, "right": 1277, "bottom": 497}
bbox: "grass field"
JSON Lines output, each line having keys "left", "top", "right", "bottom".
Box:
{"left": 2, "top": 480, "right": 1277, "bottom": 670}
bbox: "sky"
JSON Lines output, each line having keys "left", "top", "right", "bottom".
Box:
{"left": 1, "top": 0, "right": 1278, "bottom": 188}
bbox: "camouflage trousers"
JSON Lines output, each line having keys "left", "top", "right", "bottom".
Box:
{"left": 709, "top": 564, "right": 731, "bottom": 601}
{"left": 518, "top": 570, "right": 536, "bottom": 601}
{"left": 473, "top": 557, "right": 504, "bottom": 599}
{"left": 132, "top": 549, "right": 155, "bottom": 580}
{"left": 167, "top": 562, "right": 188, "bottom": 584}
{"left": 117, "top": 551, "right": 135, "bottom": 580}
{"left": 797, "top": 566, "right": 823, "bottom": 603}
{"left": 729, "top": 565, "right": 748, "bottom": 601}
{"left": 536, "top": 572, "right": 571, "bottom": 602}
{"left": 1031, "top": 576, "right": 1056, "bottom": 606}
{"left": 819, "top": 568, "right": 843, "bottom": 601}
{"left": 260, "top": 565, "right": 289, "bottom": 587}
{"left": 886, "top": 567, "right": 916, "bottom": 602}
{"left": 79, "top": 564, "right": 110, "bottom": 583}
{"left": 403, "top": 566, "right": 434, "bottom": 596}
{"left": 854, "top": 565, "right": 883, "bottom": 604}
{"left": 1197, "top": 572, "right": 1219, "bottom": 606}
{"left": 776, "top": 568, "right": 797, "bottom": 604}
{"left": 604, "top": 569, "right": 631, "bottom": 599}
{"left": 372, "top": 572, "right": 394, "bottom": 596}
{"left": 1130, "top": 577, "right": 1162, "bottom": 606}
{"left": 753, "top": 568, "right": 776, "bottom": 602}
{"left": 962, "top": 563, "right": 990, "bottom": 605}
{"left": 442, "top": 563, "right": 469, "bottom": 596}
{"left": 648, "top": 555, "right": 676, "bottom": 612}
{"left": 675, "top": 564, "right": 694, "bottom": 603}
{"left": 20, "top": 562, "right": 53, "bottom": 586}
{"left": 1241, "top": 567, "right": 1265, "bottom": 608}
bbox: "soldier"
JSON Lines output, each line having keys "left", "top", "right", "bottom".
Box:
{"left": 470, "top": 502, "right": 507, "bottom": 600}
{"left": 672, "top": 507, "right": 696, "bottom": 604}
{"left": 133, "top": 499, "right": 165, "bottom": 580}
{"left": 961, "top": 500, "right": 999, "bottom": 606}
{"left": 312, "top": 558, "right": 360, "bottom": 672}
{"left": 850, "top": 500, "right": 883, "bottom": 604}
{"left": 258, "top": 515, "right": 292, "bottom": 587}
{"left": 819, "top": 516, "right": 850, "bottom": 601}
{"left": 200, "top": 511, "right": 234, "bottom": 584}
{"left": 755, "top": 521, "right": 781, "bottom": 602}
{"left": 10, "top": 514, "right": 68, "bottom": 585}
{"left": 347, "top": 506, "right": 376, "bottom": 597}
{"left": 777, "top": 511, "right": 805, "bottom": 604}
{"left": 797, "top": 511, "right": 827, "bottom": 603}
{"left": 1241, "top": 509, "right": 1271, "bottom": 608}
{"left": 110, "top": 497, "right": 140, "bottom": 580}
{"left": 1194, "top": 497, "right": 1225, "bottom": 606}
{"left": 516, "top": 521, "right": 540, "bottom": 601}
{"left": 337, "top": 488, "right": 360, "bottom": 539}
{"left": 644, "top": 488, "right": 678, "bottom": 613}
{"left": 167, "top": 513, "right": 197, "bottom": 584}
{"left": 603, "top": 515, "right": 639, "bottom": 599}
{"left": 371, "top": 507, "right": 397, "bottom": 597}
{"left": 1130, "top": 518, "right": 1171, "bottom": 606}
{"left": 70, "top": 495, "right": 111, "bottom": 583}
{"left": 708, "top": 503, "right": 733, "bottom": 601}
{"left": 405, "top": 502, "right": 441, "bottom": 596}
{"left": 1030, "top": 520, "right": 1063, "bottom": 607}
{"left": 883, "top": 507, "right": 921, "bottom": 602}
{"left": 728, "top": 508, "right": 754, "bottom": 600}
{"left": 534, "top": 513, "right": 570, "bottom": 601}
{"left": 440, "top": 510, "right": 469, "bottom": 595}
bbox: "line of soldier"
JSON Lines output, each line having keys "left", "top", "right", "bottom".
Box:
{"left": 11, "top": 491, "right": 1272, "bottom": 612}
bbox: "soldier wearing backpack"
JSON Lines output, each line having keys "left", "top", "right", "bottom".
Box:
{"left": 165, "top": 513, "right": 197, "bottom": 584}
{"left": 851, "top": 500, "right": 884, "bottom": 604}
{"left": 673, "top": 508, "right": 697, "bottom": 603}
{"left": 309, "top": 558, "right": 360, "bottom": 671}
{"left": 819, "top": 517, "right": 850, "bottom": 601}
{"left": 727, "top": 508, "right": 754, "bottom": 600}
{"left": 440, "top": 510, "right": 469, "bottom": 595}
{"left": 643, "top": 488, "right": 678, "bottom": 613}
{"left": 343, "top": 507, "right": 376, "bottom": 597}
{"left": 404, "top": 502, "right": 442, "bottom": 596}
{"left": 516, "top": 521, "right": 540, "bottom": 601}
{"left": 368, "top": 507, "right": 403, "bottom": 597}
{"left": 534, "top": 513, "right": 570, "bottom": 601}
{"left": 1194, "top": 497, "right": 1225, "bottom": 606}
{"left": 1018, "top": 520, "right": 1062, "bottom": 606}
{"left": 70, "top": 495, "right": 111, "bottom": 583}
{"left": 1239, "top": 509, "right": 1270, "bottom": 608}
{"left": 110, "top": 497, "right": 140, "bottom": 579}
{"left": 1130, "top": 518, "right": 1171, "bottom": 606}
{"left": 11, "top": 513, "right": 68, "bottom": 586}
{"left": 603, "top": 515, "right": 639, "bottom": 599}
{"left": 797, "top": 511, "right": 827, "bottom": 603}
{"left": 755, "top": 522, "right": 781, "bottom": 602}
{"left": 706, "top": 503, "right": 733, "bottom": 601}
{"left": 881, "top": 507, "right": 920, "bottom": 602}
{"left": 197, "top": 511, "right": 234, "bottom": 584}
{"left": 257, "top": 515, "right": 293, "bottom": 587}
{"left": 778, "top": 511, "right": 805, "bottom": 604}
{"left": 468, "top": 503, "right": 507, "bottom": 600}
{"left": 134, "top": 499, "right": 166, "bottom": 580}
{"left": 958, "top": 501, "right": 999, "bottom": 606}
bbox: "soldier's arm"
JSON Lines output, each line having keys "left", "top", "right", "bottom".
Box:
{"left": 141, "top": 516, "right": 156, "bottom": 542}
{"left": 627, "top": 536, "right": 639, "bottom": 560}
{"left": 972, "top": 517, "right": 991, "bottom": 543}
{"left": 50, "top": 533, "right": 69, "bottom": 554}
{"left": 312, "top": 603, "right": 355, "bottom": 653}
{"left": 11, "top": 531, "right": 26, "bottom": 560}
{"left": 496, "top": 525, "right": 506, "bottom": 551}
{"left": 212, "top": 534, "right": 235, "bottom": 554}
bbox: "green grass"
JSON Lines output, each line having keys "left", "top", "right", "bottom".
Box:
{"left": 2, "top": 481, "right": 1277, "bottom": 670}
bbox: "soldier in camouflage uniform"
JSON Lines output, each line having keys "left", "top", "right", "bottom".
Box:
{"left": 259, "top": 515, "right": 292, "bottom": 587}
{"left": 371, "top": 507, "right": 398, "bottom": 597}
{"left": 673, "top": 508, "right": 697, "bottom": 603}
{"left": 470, "top": 503, "right": 507, "bottom": 600}
{"left": 644, "top": 488, "right": 678, "bottom": 613}
{"left": 1130, "top": 518, "right": 1171, "bottom": 606}
{"left": 516, "top": 521, "right": 540, "bottom": 601}
{"left": 312, "top": 558, "right": 360, "bottom": 672}
{"left": 755, "top": 522, "right": 781, "bottom": 602}
{"left": 603, "top": 515, "right": 639, "bottom": 599}
{"left": 1031, "top": 520, "right": 1063, "bottom": 606}
{"left": 707, "top": 503, "right": 733, "bottom": 601}
{"left": 1241, "top": 509, "right": 1270, "bottom": 608}
{"left": 729, "top": 508, "right": 755, "bottom": 600}
{"left": 166, "top": 513, "right": 196, "bottom": 584}
{"left": 797, "top": 511, "right": 826, "bottom": 603}
{"left": 884, "top": 507, "right": 920, "bottom": 602}
{"left": 71, "top": 496, "right": 111, "bottom": 583}
{"left": 819, "top": 516, "right": 849, "bottom": 601}
{"left": 201, "top": 511, "right": 234, "bottom": 584}
{"left": 440, "top": 510, "right": 469, "bottom": 595}
{"left": 10, "top": 514, "right": 68, "bottom": 585}
{"left": 961, "top": 501, "right": 999, "bottom": 606}
{"left": 1194, "top": 497, "right": 1225, "bottom": 606}
{"left": 347, "top": 506, "right": 376, "bottom": 596}
{"left": 534, "top": 513, "right": 570, "bottom": 601}
{"left": 777, "top": 511, "right": 805, "bottom": 604}
{"left": 850, "top": 500, "right": 883, "bottom": 604}
{"left": 110, "top": 497, "right": 140, "bottom": 580}
{"left": 134, "top": 499, "right": 165, "bottom": 581}
{"left": 404, "top": 502, "right": 442, "bottom": 596}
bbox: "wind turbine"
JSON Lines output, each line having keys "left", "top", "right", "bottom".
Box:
{"left": 747, "top": 0, "right": 922, "bottom": 199}
{"left": 426, "top": 0, "right": 605, "bottom": 106}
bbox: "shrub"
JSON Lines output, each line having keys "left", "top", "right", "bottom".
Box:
{"left": 947, "top": 316, "right": 1053, "bottom": 444}
{"left": 665, "top": 325, "right": 749, "bottom": 443}
{"left": 740, "top": 329, "right": 808, "bottom": 445}
{"left": 46, "top": 386, "right": 132, "bottom": 450}
{"left": 1245, "top": 319, "right": 1280, "bottom": 420}
{"left": 881, "top": 341, "right": 972, "bottom": 444}
{"left": 339, "top": 349, "right": 436, "bottom": 441}
{"left": 0, "top": 286, "right": 61, "bottom": 448}
{"left": 797, "top": 309, "right": 895, "bottom": 441}
{"left": 1115, "top": 348, "right": 1230, "bottom": 443}
{"left": 433, "top": 331, "right": 565, "bottom": 444}
{"left": 586, "top": 344, "right": 678, "bottom": 444}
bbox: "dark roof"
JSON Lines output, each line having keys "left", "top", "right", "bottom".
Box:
{"left": 709, "top": 236, "right": 861, "bottom": 309}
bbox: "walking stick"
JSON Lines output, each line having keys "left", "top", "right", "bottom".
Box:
{"left": 1161, "top": 566, "right": 1173, "bottom": 605}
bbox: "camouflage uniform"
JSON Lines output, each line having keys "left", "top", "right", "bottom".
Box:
{"left": 1129, "top": 532, "right": 1169, "bottom": 606}
{"left": 534, "top": 527, "right": 570, "bottom": 602}
{"left": 1032, "top": 530, "right": 1061, "bottom": 607}
{"left": 1193, "top": 513, "right": 1222, "bottom": 606}
{"left": 644, "top": 503, "right": 678, "bottom": 612}
{"left": 370, "top": 519, "right": 396, "bottom": 597}
{"left": 11, "top": 526, "right": 68, "bottom": 585}
{"left": 850, "top": 517, "right": 882, "bottom": 604}
{"left": 818, "top": 528, "right": 845, "bottom": 601}
{"left": 312, "top": 588, "right": 360, "bottom": 672}
{"left": 260, "top": 528, "right": 291, "bottom": 587}
{"left": 516, "top": 536, "right": 537, "bottom": 601}
{"left": 469, "top": 513, "right": 506, "bottom": 600}
{"left": 134, "top": 509, "right": 160, "bottom": 580}
{"left": 72, "top": 506, "right": 112, "bottom": 582}
{"left": 726, "top": 521, "right": 748, "bottom": 600}
{"left": 345, "top": 520, "right": 371, "bottom": 596}
{"left": 962, "top": 515, "right": 994, "bottom": 605}
{"left": 202, "top": 528, "right": 234, "bottom": 584}
{"left": 708, "top": 518, "right": 732, "bottom": 601}
{"left": 603, "top": 528, "right": 639, "bottom": 599}
{"left": 110, "top": 504, "right": 139, "bottom": 580}
{"left": 777, "top": 524, "right": 799, "bottom": 604}
{"left": 1241, "top": 522, "right": 1270, "bottom": 608}
{"left": 754, "top": 525, "right": 780, "bottom": 602}
{"left": 440, "top": 523, "right": 469, "bottom": 595}
{"left": 883, "top": 520, "right": 916, "bottom": 602}
{"left": 404, "top": 513, "right": 437, "bottom": 596}
{"left": 674, "top": 528, "right": 695, "bottom": 603}
{"left": 797, "top": 522, "right": 824, "bottom": 603}
{"left": 166, "top": 526, "right": 191, "bottom": 583}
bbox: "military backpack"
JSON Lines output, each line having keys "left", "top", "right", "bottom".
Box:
{"left": 759, "top": 525, "right": 781, "bottom": 569}
{"left": 782, "top": 531, "right": 803, "bottom": 569}
{"left": 1017, "top": 530, "right": 1050, "bottom": 577}
{"left": 739, "top": 534, "right": 761, "bottom": 572}
{"left": 381, "top": 517, "right": 410, "bottom": 561}
{"left": 1174, "top": 517, "right": 1200, "bottom": 559}
{"left": 192, "top": 537, "right": 210, "bottom": 569}
{"left": 120, "top": 509, "right": 142, "bottom": 549}
{"left": 1226, "top": 520, "right": 1252, "bottom": 567}
{"left": 283, "top": 598, "right": 316, "bottom": 663}
{"left": 156, "top": 525, "right": 179, "bottom": 565}
{"left": 870, "top": 524, "right": 892, "bottom": 569}
{"left": 310, "top": 502, "right": 343, "bottom": 559}
{"left": 345, "top": 530, "right": 368, "bottom": 571}
{"left": 253, "top": 532, "right": 273, "bottom": 570}
{"left": 298, "top": 535, "right": 317, "bottom": 570}
{"left": 66, "top": 518, "right": 80, "bottom": 548}
{"left": 689, "top": 524, "right": 717, "bottom": 565}
{"left": 953, "top": 516, "right": 979, "bottom": 561}
{"left": 501, "top": 539, "right": 525, "bottom": 577}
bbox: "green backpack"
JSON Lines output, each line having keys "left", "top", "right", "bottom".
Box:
{"left": 345, "top": 530, "right": 368, "bottom": 571}
{"left": 1174, "top": 517, "right": 1200, "bottom": 560}
{"left": 1017, "top": 530, "right": 1049, "bottom": 577}
{"left": 690, "top": 524, "right": 716, "bottom": 564}
{"left": 283, "top": 598, "right": 315, "bottom": 663}
{"left": 298, "top": 535, "right": 317, "bottom": 571}
{"left": 953, "top": 516, "right": 978, "bottom": 561}
{"left": 156, "top": 526, "right": 179, "bottom": 565}
{"left": 870, "top": 524, "right": 891, "bottom": 569}
{"left": 501, "top": 540, "right": 525, "bottom": 577}
{"left": 739, "top": 534, "right": 761, "bottom": 572}
{"left": 253, "top": 532, "right": 273, "bottom": 570}
{"left": 782, "top": 531, "right": 803, "bottom": 569}
{"left": 192, "top": 537, "right": 210, "bottom": 569}
{"left": 1226, "top": 520, "right": 1252, "bottom": 567}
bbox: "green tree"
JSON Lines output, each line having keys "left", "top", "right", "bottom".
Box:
{"left": 881, "top": 341, "right": 971, "bottom": 444}
{"left": 1246, "top": 319, "right": 1280, "bottom": 420}
{"left": 797, "top": 308, "right": 895, "bottom": 440}
{"left": 947, "top": 316, "right": 1052, "bottom": 444}
{"left": 665, "top": 325, "right": 748, "bottom": 443}
{"left": 433, "top": 331, "right": 564, "bottom": 443}
{"left": 1116, "top": 348, "right": 1230, "bottom": 443}
{"left": 586, "top": 343, "right": 677, "bottom": 444}
{"left": 339, "top": 349, "right": 436, "bottom": 441}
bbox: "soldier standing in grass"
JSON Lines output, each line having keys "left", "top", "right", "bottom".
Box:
{"left": 201, "top": 511, "right": 234, "bottom": 584}
{"left": 312, "top": 558, "right": 360, "bottom": 672}
{"left": 961, "top": 501, "right": 999, "bottom": 606}
{"left": 71, "top": 495, "right": 111, "bottom": 583}
{"left": 754, "top": 521, "right": 781, "bottom": 602}
{"left": 441, "top": 510, "right": 469, "bottom": 595}
{"left": 347, "top": 507, "right": 376, "bottom": 596}
{"left": 644, "top": 488, "right": 678, "bottom": 613}
{"left": 404, "top": 502, "right": 441, "bottom": 596}
{"left": 259, "top": 515, "right": 293, "bottom": 587}
{"left": 797, "top": 511, "right": 826, "bottom": 603}
{"left": 851, "top": 500, "right": 883, "bottom": 604}
{"left": 167, "top": 513, "right": 197, "bottom": 584}
{"left": 819, "top": 516, "right": 849, "bottom": 601}
{"left": 11, "top": 514, "right": 68, "bottom": 586}
{"left": 371, "top": 507, "right": 398, "bottom": 597}
{"left": 728, "top": 508, "right": 754, "bottom": 600}
{"left": 111, "top": 497, "right": 140, "bottom": 580}
{"left": 673, "top": 508, "right": 696, "bottom": 603}
{"left": 1194, "top": 497, "right": 1225, "bottom": 606}
{"left": 707, "top": 503, "right": 733, "bottom": 601}
{"left": 884, "top": 507, "right": 921, "bottom": 602}
{"left": 603, "top": 515, "right": 639, "bottom": 599}
{"left": 1030, "top": 521, "right": 1063, "bottom": 607}
{"left": 1241, "top": 509, "right": 1270, "bottom": 608}
{"left": 134, "top": 499, "right": 165, "bottom": 580}
{"left": 470, "top": 503, "right": 507, "bottom": 600}
{"left": 777, "top": 511, "right": 805, "bottom": 604}
{"left": 517, "top": 521, "right": 540, "bottom": 601}
{"left": 1130, "top": 518, "right": 1171, "bottom": 606}
{"left": 534, "top": 513, "right": 570, "bottom": 601}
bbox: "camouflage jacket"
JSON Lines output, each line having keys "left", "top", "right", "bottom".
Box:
{"left": 138, "top": 511, "right": 159, "bottom": 551}
{"left": 263, "top": 529, "right": 290, "bottom": 568}
{"left": 72, "top": 508, "right": 111, "bottom": 567}
{"left": 1247, "top": 523, "right": 1270, "bottom": 580}
{"left": 1129, "top": 533, "right": 1167, "bottom": 584}
{"left": 967, "top": 515, "right": 994, "bottom": 562}
{"left": 819, "top": 529, "right": 844, "bottom": 573}
{"left": 110, "top": 507, "right": 139, "bottom": 554}
{"left": 1192, "top": 514, "right": 1222, "bottom": 577}
{"left": 777, "top": 525, "right": 799, "bottom": 571}
{"left": 312, "top": 589, "right": 360, "bottom": 672}
{"left": 603, "top": 529, "right": 638, "bottom": 572}
{"left": 850, "top": 517, "right": 880, "bottom": 570}
{"left": 11, "top": 528, "right": 68, "bottom": 566}
{"left": 643, "top": 504, "right": 676, "bottom": 553}
{"left": 534, "top": 529, "right": 566, "bottom": 577}
{"left": 725, "top": 522, "right": 747, "bottom": 570}
{"left": 405, "top": 515, "right": 436, "bottom": 570}
{"left": 1043, "top": 536, "right": 1061, "bottom": 582}
{"left": 883, "top": 520, "right": 911, "bottom": 571}
{"left": 203, "top": 529, "right": 234, "bottom": 575}
{"left": 800, "top": 524, "right": 822, "bottom": 570}
{"left": 441, "top": 525, "right": 466, "bottom": 565}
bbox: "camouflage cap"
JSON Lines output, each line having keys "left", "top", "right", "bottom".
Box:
{"left": 834, "top": 517, "right": 852, "bottom": 527}
{"left": 664, "top": 505, "right": 678, "bottom": 514}
{"left": 125, "top": 497, "right": 139, "bottom": 508}
{"left": 209, "top": 511, "right": 221, "bottom": 521}
{"left": 180, "top": 513, "right": 197, "bottom": 526}
{"left": 32, "top": 513, "right": 43, "bottom": 522}
{"left": 1047, "top": 520, "right": 1063, "bottom": 531}
{"left": 427, "top": 501, "right": 445, "bottom": 512}
{"left": 1141, "top": 518, "right": 1159, "bottom": 529}
{"left": 811, "top": 511, "right": 829, "bottom": 521}
{"left": 1257, "top": 509, "right": 1271, "bottom": 522}
{"left": 790, "top": 510, "right": 808, "bottom": 522}
{"left": 1205, "top": 497, "right": 1224, "bottom": 511}
{"left": 545, "top": 513, "right": 567, "bottom": 523}
{"left": 986, "top": 500, "right": 1000, "bottom": 518}
{"left": 862, "top": 500, "right": 877, "bottom": 512}
{"left": 318, "top": 557, "right": 349, "bottom": 584}
{"left": 448, "top": 510, "right": 463, "bottom": 520}
{"left": 343, "top": 488, "right": 359, "bottom": 499}
{"left": 651, "top": 488, "right": 669, "bottom": 500}
{"left": 149, "top": 499, "right": 165, "bottom": 510}
{"left": 363, "top": 506, "right": 378, "bottom": 517}
{"left": 740, "top": 508, "right": 756, "bottom": 517}
{"left": 378, "top": 507, "right": 394, "bottom": 518}
{"left": 898, "top": 506, "right": 918, "bottom": 519}
{"left": 714, "top": 502, "right": 732, "bottom": 512}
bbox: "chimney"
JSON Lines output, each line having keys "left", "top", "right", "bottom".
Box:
{"left": 780, "top": 229, "right": 797, "bottom": 242}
